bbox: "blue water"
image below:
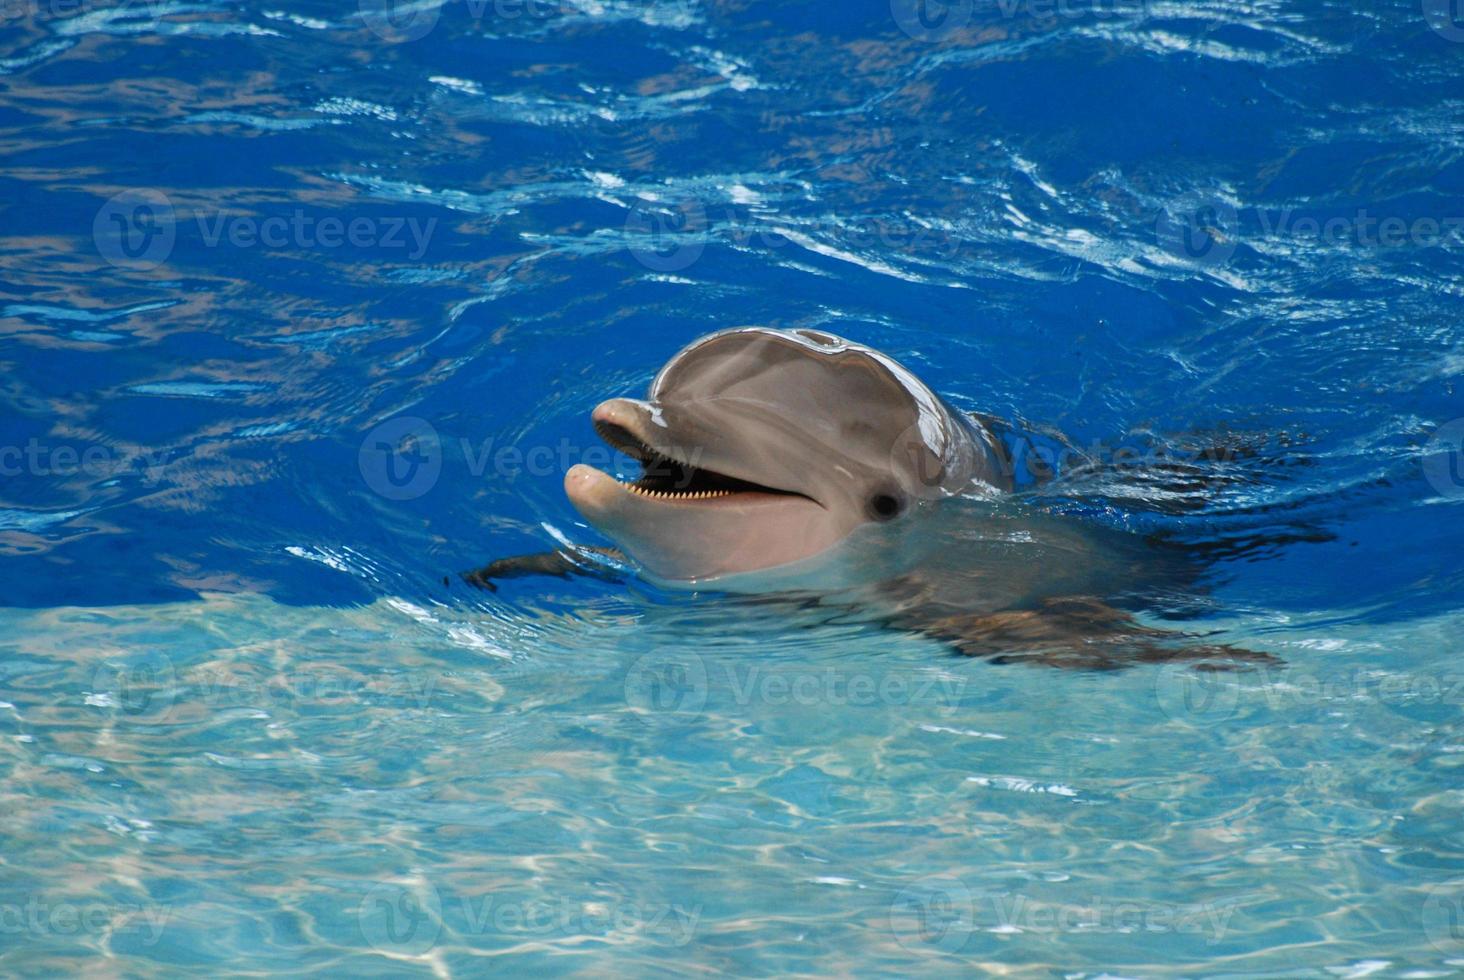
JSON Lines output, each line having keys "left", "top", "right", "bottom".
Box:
{"left": 4, "top": 0, "right": 1464, "bottom": 974}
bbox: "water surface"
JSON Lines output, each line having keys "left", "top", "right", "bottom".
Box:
{"left": 2, "top": 0, "right": 1464, "bottom": 974}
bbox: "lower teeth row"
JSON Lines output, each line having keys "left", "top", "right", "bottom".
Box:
{"left": 624, "top": 483, "right": 734, "bottom": 499}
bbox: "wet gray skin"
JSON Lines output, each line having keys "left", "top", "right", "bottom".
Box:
{"left": 564, "top": 327, "right": 1013, "bottom": 584}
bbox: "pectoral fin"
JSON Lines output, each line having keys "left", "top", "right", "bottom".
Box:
{"left": 459, "top": 546, "right": 626, "bottom": 591}
{"left": 902, "top": 596, "right": 1274, "bottom": 670}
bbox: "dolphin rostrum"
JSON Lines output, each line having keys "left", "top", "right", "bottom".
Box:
{"left": 465, "top": 328, "right": 1265, "bottom": 668}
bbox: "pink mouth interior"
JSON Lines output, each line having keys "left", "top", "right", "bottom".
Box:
{"left": 593, "top": 418, "right": 816, "bottom": 505}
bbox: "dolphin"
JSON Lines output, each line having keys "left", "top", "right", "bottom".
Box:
{"left": 563, "top": 327, "right": 1011, "bottom": 582}
{"left": 465, "top": 328, "right": 1264, "bottom": 668}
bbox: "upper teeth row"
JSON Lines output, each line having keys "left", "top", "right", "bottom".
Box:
{"left": 624, "top": 484, "right": 734, "bottom": 499}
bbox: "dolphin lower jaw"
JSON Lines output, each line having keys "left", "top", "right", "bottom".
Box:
{"left": 568, "top": 399, "right": 850, "bottom": 580}
{"left": 564, "top": 463, "right": 846, "bottom": 581}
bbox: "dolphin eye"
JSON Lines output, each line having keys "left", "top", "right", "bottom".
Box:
{"left": 869, "top": 493, "right": 904, "bottom": 521}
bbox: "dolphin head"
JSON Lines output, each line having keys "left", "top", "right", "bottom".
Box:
{"left": 565, "top": 328, "right": 1011, "bottom": 583}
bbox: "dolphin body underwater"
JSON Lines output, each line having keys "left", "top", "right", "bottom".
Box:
{"left": 465, "top": 328, "right": 1264, "bottom": 669}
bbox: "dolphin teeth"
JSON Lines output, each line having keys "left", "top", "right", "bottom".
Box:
{"left": 622, "top": 482, "right": 739, "bottom": 500}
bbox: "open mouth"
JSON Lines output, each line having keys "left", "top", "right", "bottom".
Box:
{"left": 593, "top": 418, "right": 813, "bottom": 503}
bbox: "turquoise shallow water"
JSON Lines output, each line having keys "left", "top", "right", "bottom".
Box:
{"left": 4, "top": 0, "right": 1464, "bottom": 974}
{"left": 3, "top": 592, "right": 1464, "bottom": 976}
